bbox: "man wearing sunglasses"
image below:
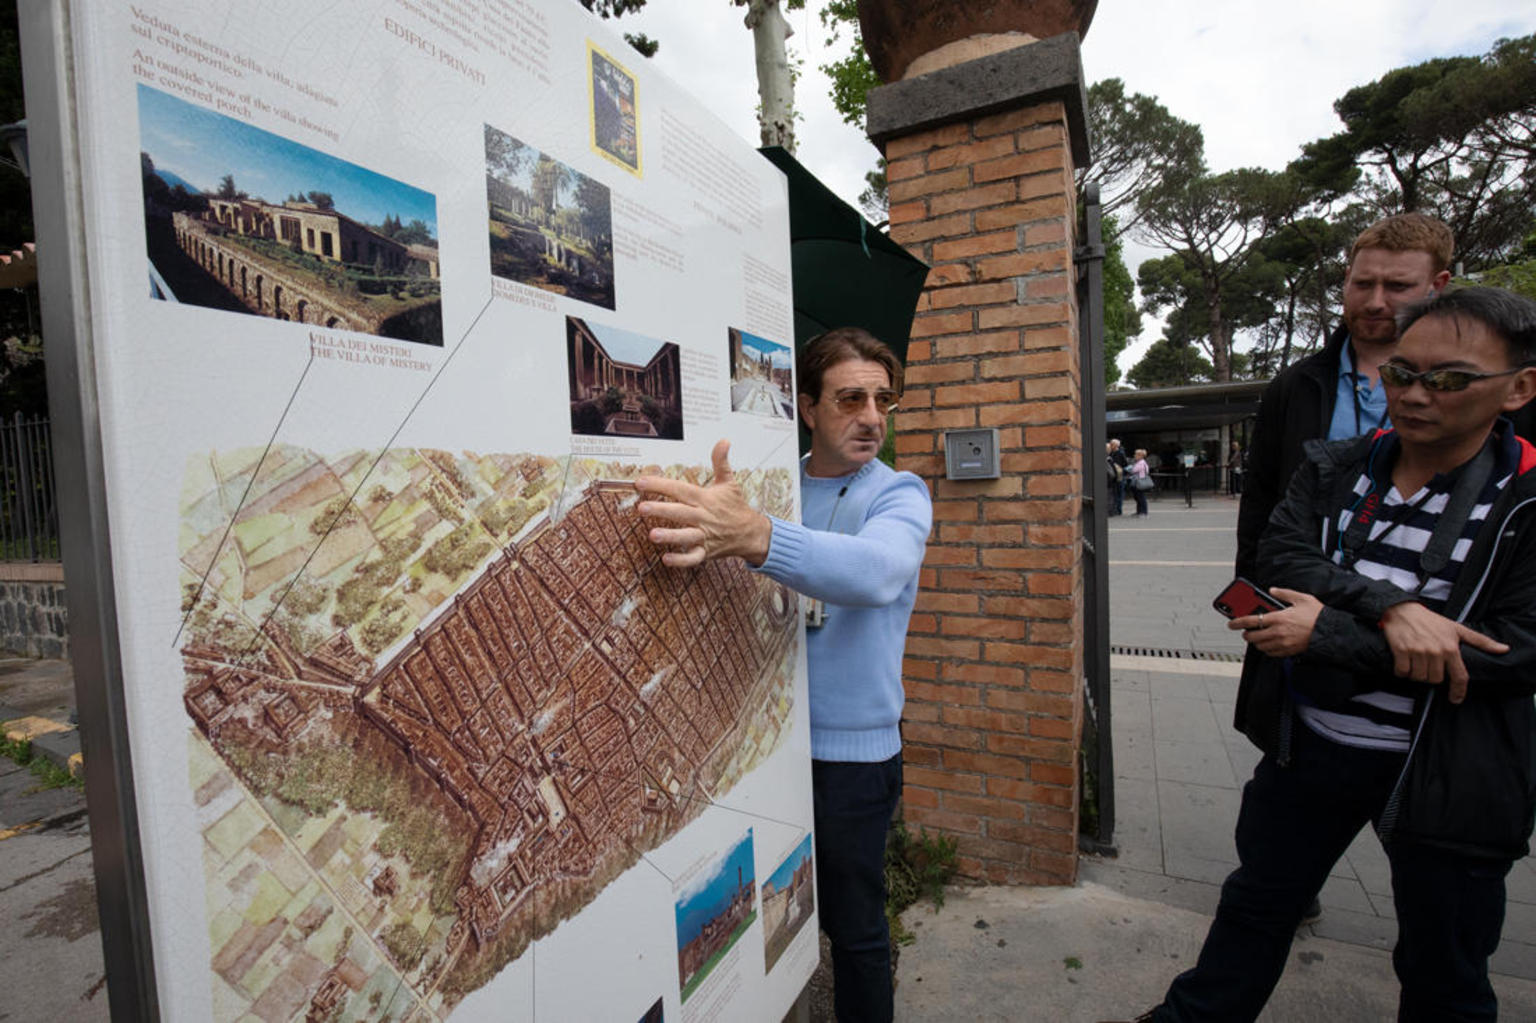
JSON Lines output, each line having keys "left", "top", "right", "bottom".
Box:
{"left": 635, "top": 327, "right": 931, "bottom": 1023}
{"left": 1120, "top": 287, "right": 1536, "bottom": 1022}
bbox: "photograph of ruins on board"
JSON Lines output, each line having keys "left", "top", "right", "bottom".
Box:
{"left": 180, "top": 446, "right": 798, "bottom": 1019}
{"left": 138, "top": 85, "right": 443, "bottom": 345}
{"left": 568, "top": 316, "right": 684, "bottom": 440}
{"left": 675, "top": 829, "right": 757, "bottom": 1004}
{"left": 589, "top": 43, "right": 640, "bottom": 174}
{"left": 486, "top": 125, "right": 616, "bottom": 310}
{"left": 729, "top": 327, "right": 794, "bottom": 421}
{"left": 761, "top": 833, "right": 815, "bottom": 973}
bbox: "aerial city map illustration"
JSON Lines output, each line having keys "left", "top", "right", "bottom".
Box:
{"left": 179, "top": 446, "right": 800, "bottom": 1020}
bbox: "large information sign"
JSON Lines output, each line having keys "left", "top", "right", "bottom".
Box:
{"left": 51, "top": 1, "right": 814, "bottom": 1018}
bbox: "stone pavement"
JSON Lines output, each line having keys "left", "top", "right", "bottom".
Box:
{"left": 896, "top": 495, "right": 1536, "bottom": 1021}
{"left": 0, "top": 656, "right": 108, "bottom": 1020}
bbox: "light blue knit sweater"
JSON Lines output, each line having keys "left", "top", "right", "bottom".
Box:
{"left": 757, "top": 457, "right": 932, "bottom": 762}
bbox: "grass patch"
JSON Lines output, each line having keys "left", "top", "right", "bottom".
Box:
{"left": 884, "top": 819, "right": 959, "bottom": 945}
{"left": 0, "top": 734, "right": 82, "bottom": 790}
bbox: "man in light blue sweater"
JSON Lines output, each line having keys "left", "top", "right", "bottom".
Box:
{"left": 636, "top": 328, "right": 931, "bottom": 1022}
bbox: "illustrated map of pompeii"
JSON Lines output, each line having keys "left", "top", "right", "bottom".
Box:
{"left": 180, "top": 450, "right": 798, "bottom": 1019}
{"left": 76, "top": 0, "right": 815, "bottom": 1018}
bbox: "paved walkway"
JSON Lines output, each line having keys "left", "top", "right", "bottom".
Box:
{"left": 897, "top": 496, "right": 1536, "bottom": 1021}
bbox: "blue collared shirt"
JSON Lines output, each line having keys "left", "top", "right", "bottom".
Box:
{"left": 1327, "top": 339, "right": 1390, "bottom": 441}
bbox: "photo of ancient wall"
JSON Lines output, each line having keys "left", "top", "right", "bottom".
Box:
{"left": 589, "top": 43, "right": 640, "bottom": 174}
{"left": 486, "top": 125, "right": 616, "bottom": 310}
{"left": 728, "top": 327, "right": 794, "bottom": 421}
{"left": 760, "top": 833, "right": 814, "bottom": 973}
{"left": 180, "top": 446, "right": 798, "bottom": 1019}
{"left": 568, "top": 316, "right": 683, "bottom": 439}
{"left": 674, "top": 829, "right": 757, "bottom": 1004}
{"left": 138, "top": 85, "right": 443, "bottom": 345}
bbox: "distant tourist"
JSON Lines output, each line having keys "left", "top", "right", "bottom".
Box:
{"left": 1129, "top": 448, "right": 1151, "bottom": 517}
{"left": 1108, "top": 438, "right": 1129, "bottom": 515}
{"left": 1108, "top": 287, "right": 1536, "bottom": 1022}
{"left": 635, "top": 327, "right": 932, "bottom": 1023}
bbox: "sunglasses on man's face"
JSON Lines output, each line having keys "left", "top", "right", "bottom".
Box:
{"left": 1378, "top": 362, "right": 1532, "bottom": 392}
{"left": 826, "top": 388, "right": 900, "bottom": 415}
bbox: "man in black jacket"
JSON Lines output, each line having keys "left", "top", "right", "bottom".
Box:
{"left": 1236, "top": 213, "right": 1453, "bottom": 580}
{"left": 1140, "top": 287, "right": 1536, "bottom": 1022}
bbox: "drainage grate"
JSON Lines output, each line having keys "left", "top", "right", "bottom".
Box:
{"left": 1110, "top": 645, "right": 1243, "bottom": 663}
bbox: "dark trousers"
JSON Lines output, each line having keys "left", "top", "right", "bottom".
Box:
{"left": 1132, "top": 482, "right": 1149, "bottom": 515}
{"left": 813, "top": 755, "right": 902, "bottom": 1023}
{"left": 1110, "top": 477, "right": 1125, "bottom": 515}
{"left": 1157, "top": 721, "right": 1512, "bottom": 1022}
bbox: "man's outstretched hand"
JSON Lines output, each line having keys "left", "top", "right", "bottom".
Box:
{"left": 1379, "top": 601, "right": 1508, "bottom": 704}
{"left": 635, "top": 439, "right": 773, "bottom": 569}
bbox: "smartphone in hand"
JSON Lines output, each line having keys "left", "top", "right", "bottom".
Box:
{"left": 1212, "top": 577, "right": 1289, "bottom": 620}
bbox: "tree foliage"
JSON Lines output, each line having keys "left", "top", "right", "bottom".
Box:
{"left": 1292, "top": 33, "right": 1536, "bottom": 269}
{"left": 1082, "top": 78, "right": 1204, "bottom": 237}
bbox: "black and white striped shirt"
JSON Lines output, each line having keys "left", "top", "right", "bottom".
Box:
{"left": 1297, "top": 440, "right": 1512, "bottom": 751}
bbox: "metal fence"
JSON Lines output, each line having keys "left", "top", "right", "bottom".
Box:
{"left": 0, "top": 413, "right": 60, "bottom": 561}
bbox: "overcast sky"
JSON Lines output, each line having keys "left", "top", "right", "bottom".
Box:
{"left": 618, "top": 1, "right": 1532, "bottom": 377}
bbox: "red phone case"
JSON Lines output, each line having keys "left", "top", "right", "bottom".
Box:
{"left": 1212, "top": 578, "right": 1288, "bottom": 619}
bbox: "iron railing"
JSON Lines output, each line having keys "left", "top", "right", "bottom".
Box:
{"left": 0, "top": 413, "right": 60, "bottom": 561}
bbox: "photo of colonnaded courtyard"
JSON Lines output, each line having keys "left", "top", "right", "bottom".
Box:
{"left": 137, "top": 84, "right": 443, "bottom": 345}
{"left": 760, "top": 832, "right": 815, "bottom": 973}
{"left": 179, "top": 446, "right": 799, "bottom": 1019}
{"left": 728, "top": 327, "right": 794, "bottom": 421}
{"left": 589, "top": 44, "right": 640, "bottom": 173}
{"left": 486, "top": 124, "right": 616, "bottom": 310}
{"left": 675, "top": 829, "right": 757, "bottom": 1004}
{"left": 568, "top": 316, "right": 684, "bottom": 439}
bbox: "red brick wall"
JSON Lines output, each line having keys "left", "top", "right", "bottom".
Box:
{"left": 886, "top": 101, "right": 1084, "bottom": 886}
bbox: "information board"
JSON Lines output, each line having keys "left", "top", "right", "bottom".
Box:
{"left": 58, "top": 1, "right": 814, "bottom": 1018}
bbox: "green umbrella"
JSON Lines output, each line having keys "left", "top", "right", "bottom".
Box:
{"left": 758, "top": 146, "right": 929, "bottom": 365}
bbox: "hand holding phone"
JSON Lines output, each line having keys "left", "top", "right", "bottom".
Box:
{"left": 1212, "top": 577, "right": 1289, "bottom": 620}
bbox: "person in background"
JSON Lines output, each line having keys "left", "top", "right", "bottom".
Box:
{"left": 1130, "top": 448, "right": 1151, "bottom": 517}
{"left": 1228, "top": 440, "right": 1244, "bottom": 496}
{"left": 634, "top": 327, "right": 932, "bottom": 1023}
{"left": 1109, "top": 438, "right": 1129, "bottom": 515}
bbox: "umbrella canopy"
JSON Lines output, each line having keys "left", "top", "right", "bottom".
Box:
{"left": 758, "top": 146, "right": 929, "bottom": 366}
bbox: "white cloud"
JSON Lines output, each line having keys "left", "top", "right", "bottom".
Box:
{"left": 614, "top": 0, "right": 1534, "bottom": 377}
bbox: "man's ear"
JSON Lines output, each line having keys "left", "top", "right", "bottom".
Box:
{"left": 1502, "top": 367, "right": 1536, "bottom": 414}
{"left": 798, "top": 392, "right": 816, "bottom": 430}
{"left": 1431, "top": 269, "right": 1452, "bottom": 294}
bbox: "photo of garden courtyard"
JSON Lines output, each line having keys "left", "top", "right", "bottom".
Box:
{"left": 485, "top": 124, "right": 616, "bottom": 310}
{"left": 567, "top": 316, "right": 684, "bottom": 439}
{"left": 137, "top": 84, "right": 443, "bottom": 345}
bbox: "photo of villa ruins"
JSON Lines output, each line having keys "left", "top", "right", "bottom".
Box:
{"left": 179, "top": 447, "right": 798, "bottom": 1018}
{"left": 728, "top": 327, "right": 794, "bottom": 421}
{"left": 486, "top": 125, "right": 616, "bottom": 310}
{"left": 568, "top": 316, "right": 684, "bottom": 439}
{"left": 139, "top": 84, "right": 443, "bottom": 345}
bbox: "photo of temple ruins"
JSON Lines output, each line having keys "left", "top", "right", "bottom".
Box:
{"left": 675, "top": 829, "right": 757, "bottom": 1004}
{"left": 568, "top": 316, "right": 684, "bottom": 439}
{"left": 761, "top": 833, "right": 815, "bottom": 973}
{"left": 137, "top": 85, "right": 443, "bottom": 345}
{"left": 179, "top": 445, "right": 798, "bottom": 1019}
{"left": 589, "top": 43, "right": 640, "bottom": 173}
{"left": 486, "top": 124, "right": 616, "bottom": 310}
{"left": 729, "top": 327, "right": 795, "bottom": 420}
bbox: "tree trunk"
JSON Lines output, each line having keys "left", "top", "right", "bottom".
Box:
{"left": 744, "top": 0, "right": 795, "bottom": 152}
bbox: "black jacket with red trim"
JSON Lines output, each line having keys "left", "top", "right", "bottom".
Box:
{"left": 1234, "top": 420, "right": 1536, "bottom": 860}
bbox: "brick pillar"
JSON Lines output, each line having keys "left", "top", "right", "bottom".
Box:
{"left": 868, "top": 33, "right": 1091, "bottom": 885}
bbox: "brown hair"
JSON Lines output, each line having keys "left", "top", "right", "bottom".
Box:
{"left": 1349, "top": 213, "right": 1454, "bottom": 274}
{"left": 797, "top": 327, "right": 903, "bottom": 400}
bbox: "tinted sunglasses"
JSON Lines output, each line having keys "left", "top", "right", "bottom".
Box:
{"left": 827, "top": 388, "right": 900, "bottom": 415}
{"left": 1378, "top": 362, "right": 1532, "bottom": 392}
